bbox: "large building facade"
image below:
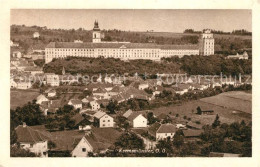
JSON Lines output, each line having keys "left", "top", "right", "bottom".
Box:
{"left": 45, "top": 21, "right": 214, "bottom": 63}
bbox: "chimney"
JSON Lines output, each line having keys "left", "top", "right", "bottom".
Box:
{"left": 23, "top": 122, "right": 26, "bottom": 127}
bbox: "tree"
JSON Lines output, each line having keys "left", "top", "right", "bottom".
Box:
{"left": 196, "top": 106, "right": 202, "bottom": 115}
{"left": 173, "top": 130, "right": 184, "bottom": 149}
{"left": 156, "top": 139, "right": 173, "bottom": 156}
{"left": 106, "top": 100, "right": 118, "bottom": 114}
{"left": 115, "top": 115, "right": 130, "bottom": 130}
{"left": 48, "top": 140, "right": 56, "bottom": 151}
{"left": 212, "top": 114, "right": 221, "bottom": 128}
{"left": 147, "top": 112, "right": 157, "bottom": 125}
{"left": 115, "top": 132, "right": 144, "bottom": 150}
{"left": 10, "top": 145, "right": 39, "bottom": 157}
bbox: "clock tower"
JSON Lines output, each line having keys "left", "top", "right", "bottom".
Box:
{"left": 92, "top": 20, "right": 101, "bottom": 43}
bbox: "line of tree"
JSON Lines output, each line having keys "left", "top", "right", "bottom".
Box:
{"left": 184, "top": 29, "right": 252, "bottom": 36}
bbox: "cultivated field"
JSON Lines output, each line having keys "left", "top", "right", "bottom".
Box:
{"left": 200, "top": 91, "right": 251, "bottom": 114}
{"left": 10, "top": 89, "right": 40, "bottom": 109}
{"left": 148, "top": 91, "right": 251, "bottom": 126}
{"left": 139, "top": 32, "right": 252, "bottom": 40}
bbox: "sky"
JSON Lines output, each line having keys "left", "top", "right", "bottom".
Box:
{"left": 11, "top": 9, "right": 252, "bottom": 33}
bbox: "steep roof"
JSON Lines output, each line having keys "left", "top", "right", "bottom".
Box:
{"left": 127, "top": 112, "right": 146, "bottom": 122}
{"left": 15, "top": 125, "right": 50, "bottom": 143}
{"left": 183, "top": 129, "right": 203, "bottom": 137}
{"left": 93, "top": 111, "right": 107, "bottom": 119}
{"left": 46, "top": 42, "right": 199, "bottom": 50}
{"left": 72, "top": 113, "right": 85, "bottom": 125}
{"left": 69, "top": 99, "right": 82, "bottom": 105}
{"left": 156, "top": 124, "right": 176, "bottom": 133}
{"left": 123, "top": 109, "right": 133, "bottom": 118}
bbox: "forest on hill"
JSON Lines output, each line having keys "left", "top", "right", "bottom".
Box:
{"left": 11, "top": 25, "right": 251, "bottom": 55}
{"left": 43, "top": 55, "right": 251, "bottom": 76}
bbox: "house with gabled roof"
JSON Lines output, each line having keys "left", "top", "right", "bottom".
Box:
{"left": 124, "top": 112, "right": 147, "bottom": 128}
{"left": 15, "top": 123, "right": 50, "bottom": 157}
{"left": 36, "top": 94, "right": 49, "bottom": 105}
{"left": 156, "top": 123, "right": 176, "bottom": 141}
{"left": 68, "top": 99, "right": 82, "bottom": 109}
{"left": 93, "top": 111, "right": 114, "bottom": 128}
{"left": 90, "top": 100, "right": 100, "bottom": 111}
{"left": 70, "top": 127, "right": 122, "bottom": 157}
{"left": 40, "top": 100, "right": 61, "bottom": 115}
{"left": 183, "top": 129, "right": 203, "bottom": 142}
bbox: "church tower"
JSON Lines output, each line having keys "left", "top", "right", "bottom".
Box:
{"left": 92, "top": 20, "right": 101, "bottom": 43}
{"left": 199, "top": 29, "right": 214, "bottom": 56}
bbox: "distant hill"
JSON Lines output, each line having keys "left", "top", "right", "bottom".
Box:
{"left": 43, "top": 55, "right": 252, "bottom": 76}
{"left": 11, "top": 25, "right": 252, "bottom": 54}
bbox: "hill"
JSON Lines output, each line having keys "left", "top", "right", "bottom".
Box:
{"left": 43, "top": 55, "right": 252, "bottom": 76}
{"left": 11, "top": 25, "right": 252, "bottom": 55}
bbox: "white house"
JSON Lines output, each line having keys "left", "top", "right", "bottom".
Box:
{"left": 45, "top": 73, "right": 60, "bottom": 86}
{"left": 36, "top": 94, "right": 49, "bottom": 105}
{"left": 93, "top": 111, "right": 114, "bottom": 128}
{"left": 17, "top": 82, "right": 32, "bottom": 90}
{"left": 12, "top": 51, "right": 22, "bottom": 58}
{"left": 156, "top": 123, "right": 176, "bottom": 141}
{"left": 90, "top": 100, "right": 100, "bottom": 111}
{"left": 71, "top": 136, "right": 93, "bottom": 157}
{"left": 125, "top": 112, "right": 147, "bottom": 128}
{"left": 68, "top": 99, "right": 83, "bottom": 109}
{"left": 47, "top": 89, "right": 56, "bottom": 97}
{"left": 15, "top": 123, "right": 49, "bottom": 157}
{"left": 33, "top": 32, "right": 40, "bottom": 38}
{"left": 10, "top": 79, "right": 18, "bottom": 88}
{"left": 138, "top": 83, "right": 149, "bottom": 90}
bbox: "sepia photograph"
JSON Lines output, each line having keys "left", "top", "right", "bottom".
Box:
{"left": 9, "top": 9, "right": 252, "bottom": 158}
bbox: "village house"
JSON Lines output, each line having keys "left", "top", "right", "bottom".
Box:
{"left": 45, "top": 73, "right": 60, "bottom": 86}
{"left": 156, "top": 123, "right": 176, "bottom": 141}
{"left": 152, "top": 85, "right": 164, "bottom": 96}
{"left": 71, "top": 135, "right": 94, "bottom": 157}
{"left": 33, "top": 32, "right": 40, "bottom": 38}
{"left": 12, "top": 51, "right": 22, "bottom": 58}
{"left": 10, "top": 78, "right": 18, "bottom": 88}
{"left": 17, "top": 82, "right": 32, "bottom": 90}
{"left": 89, "top": 100, "right": 100, "bottom": 111}
{"left": 81, "top": 96, "right": 95, "bottom": 104}
{"left": 36, "top": 94, "right": 49, "bottom": 105}
{"left": 67, "top": 127, "right": 122, "bottom": 157}
{"left": 186, "top": 121, "right": 203, "bottom": 130}
{"left": 124, "top": 110, "right": 147, "bottom": 128}
{"left": 10, "top": 40, "right": 19, "bottom": 47}
{"left": 41, "top": 100, "right": 61, "bottom": 116}
{"left": 138, "top": 83, "right": 149, "bottom": 90}
{"left": 68, "top": 99, "right": 83, "bottom": 109}
{"left": 46, "top": 89, "right": 56, "bottom": 97}
{"left": 226, "top": 51, "right": 248, "bottom": 60}
{"left": 93, "top": 111, "right": 114, "bottom": 128}
{"left": 24, "top": 67, "right": 43, "bottom": 75}
{"left": 15, "top": 123, "right": 49, "bottom": 157}
{"left": 93, "top": 88, "right": 111, "bottom": 99}
{"left": 183, "top": 129, "right": 203, "bottom": 142}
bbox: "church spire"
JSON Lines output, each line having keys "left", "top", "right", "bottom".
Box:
{"left": 93, "top": 20, "right": 100, "bottom": 31}
{"left": 62, "top": 66, "right": 65, "bottom": 75}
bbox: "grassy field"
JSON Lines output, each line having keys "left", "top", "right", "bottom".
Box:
{"left": 145, "top": 91, "right": 252, "bottom": 126}
{"left": 10, "top": 89, "right": 40, "bottom": 109}
{"left": 200, "top": 91, "right": 251, "bottom": 114}
{"left": 139, "top": 32, "right": 252, "bottom": 40}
